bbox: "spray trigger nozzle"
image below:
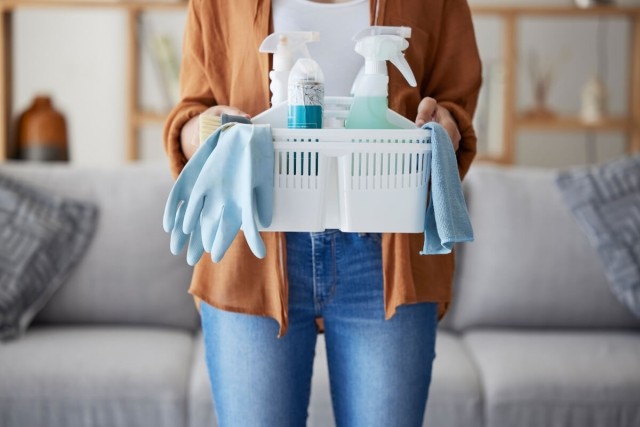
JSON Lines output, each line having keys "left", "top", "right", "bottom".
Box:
{"left": 352, "top": 26, "right": 417, "bottom": 88}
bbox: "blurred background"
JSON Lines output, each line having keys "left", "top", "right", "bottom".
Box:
{"left": 1, "top": 0, "right": 639, "bottom": 167}
{"left": 1, "top": 1, "right": 640, "bottom": 427}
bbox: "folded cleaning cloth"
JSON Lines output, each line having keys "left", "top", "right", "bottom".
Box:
{"left": 420, "top": 122, "right": 474, "bottom": 255}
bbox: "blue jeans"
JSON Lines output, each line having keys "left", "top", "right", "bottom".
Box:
{"left": 200, "top": 230, "right": 438, "bottom": 427}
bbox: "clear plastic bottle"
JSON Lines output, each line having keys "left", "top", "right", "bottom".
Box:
{"left": 259, "top": 32, "right": 320, "bottom": 107}
{"left": 288, "top": 58, "right": 325, "bottom": 129}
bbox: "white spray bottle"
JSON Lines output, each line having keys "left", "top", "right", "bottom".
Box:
{"left": 345, "top": 26, "right": 417, "bottom": 129}
{"left": 259, "top": 32, "right": 320, "bottom": 107}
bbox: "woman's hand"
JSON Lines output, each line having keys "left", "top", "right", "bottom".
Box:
{"left": 181, "top": 105, "right": 251, "bottom": 160}
{"left": 415, "top": 97, "right": 461, "bottom": 152}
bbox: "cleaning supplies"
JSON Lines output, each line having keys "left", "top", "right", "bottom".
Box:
{"left": 259, "top": 32, "right": 320, "bottom": 107}
{"left": 287, "top": 58, "right": 325, "bottom": 129}
{"left": 345, "top": 26, "right": 417, "bottom": 129}
{"left": 164, "top": 123, "right": 274, "bottom": 263}
{"left": 420, "top": 122, "right": 474, "bottom": 255}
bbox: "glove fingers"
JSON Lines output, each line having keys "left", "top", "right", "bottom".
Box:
{"left": 200, "top": 198, "right": 223, "bottom": 252}
{"left": 164, "top": 186, "right": 184, "bottom": 233}
{"left": 170, "top": 202, "right": 189, "bottom": 255}
{"left": 164, "top": 151, "right": 210, "bottom": 233}
{"left": 186, "top": 218, "right": 205, "bottom": 266}
{"left": 183, "top": 192, "right": 205, "bottom": 234}
{"left": 242, "top": 205, "right": 266, "bottom": 259}
{"left": 210, "top": 206, "right": 242, "bottom": 263}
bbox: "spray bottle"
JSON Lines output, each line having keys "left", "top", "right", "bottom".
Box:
{"left": 345, "top": 26, "right": 417, "bottom": 129}
{"left": 259, "top": 32, "right": 320, "bottom": 107}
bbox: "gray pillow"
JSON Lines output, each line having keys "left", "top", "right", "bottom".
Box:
{"left": 556, "top": 154, "right": 640, "bottom": 319}
{"left": 0, "top": 171, "right": 97, "bottom": 341}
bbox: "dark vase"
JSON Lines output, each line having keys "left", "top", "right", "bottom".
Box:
{"left": 17, "top": 95, "right": 69, "bottom": 161}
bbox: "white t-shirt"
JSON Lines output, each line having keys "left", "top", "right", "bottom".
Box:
{"left": 272, "top": 0, "right": 369, "bottom": 96}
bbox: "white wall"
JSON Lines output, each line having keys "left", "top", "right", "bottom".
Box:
{"left": 11, "top": 0, "right": 640, "bottom": 168}
{"left": 13, "top": 8, "right": 186, "bottom": 166}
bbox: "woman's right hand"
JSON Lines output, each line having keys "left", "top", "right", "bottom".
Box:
{"left": 181, "top": 105, "right": 251, "bottom": 160}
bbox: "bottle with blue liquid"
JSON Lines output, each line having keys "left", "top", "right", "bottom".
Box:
{"left": 288, "top": 58, "right": 324, "bottom": 129}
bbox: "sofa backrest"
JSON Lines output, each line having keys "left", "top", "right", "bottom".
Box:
{"left": 2, "top": 162, "right": 199, "bottom": 331}
{"left": 441, "top": 164, "right": 640, "bottom": 331}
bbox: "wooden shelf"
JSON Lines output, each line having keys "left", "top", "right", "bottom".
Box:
{"left": 471, "top": 5, "right": 640, "bottom": 17}
{"left": 516, "top": 116, "right": 634, "bottom": 132}
{"left": 1, "top": 4, "right": 639, "bottom": 162}
{"left": 0, "top": 1, "right": 187, "bottom": 161}
{"left": 469, "top": 5, "right": 640, "bottom": 163}
{"left": 2, "top": 0, "right": 187, "bottom": 11}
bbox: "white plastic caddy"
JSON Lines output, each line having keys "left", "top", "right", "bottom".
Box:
{"left": 251, "top": 97, "right": 432, "bottom": 233}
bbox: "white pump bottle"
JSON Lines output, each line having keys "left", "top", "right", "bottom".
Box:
{"left": 346, "top": 26, "right": 417, "bottom": 129}
{"left": 259, "top": 32, "right": 320, "bottom": 107}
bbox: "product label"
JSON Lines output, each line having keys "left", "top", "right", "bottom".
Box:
{"left": 288, "top": 83, "right": 324, "bottom": 107}
{"left": 288, "top": 105, "right": 323, "bottom": 129}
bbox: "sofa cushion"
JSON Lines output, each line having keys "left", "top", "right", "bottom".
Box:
{"left": 464, "top": 329, "right": 640, "bottom": 427}
{"left": 556, "top": 154, "right": 640, "bottom": 319}
{"left": 0, "top": 325, "right": 194, "bottom": 427}
{"left": 442, "top": 165, "right": 640, "bottom": 330}
{"left": 426, "top": 330, "right": 484, "bottom": 427}
{"left": 0, "top": 171, "right": 97, "bottom": 341}
{"left": 188, "top": 331, "right": 217, "bottom": 427}
{"left": 1, "top": 162, "right": 198, "bottom": 331}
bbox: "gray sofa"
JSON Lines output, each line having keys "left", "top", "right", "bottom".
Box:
{"left": 1, "top": 161, "right": 639, "bottom": 427}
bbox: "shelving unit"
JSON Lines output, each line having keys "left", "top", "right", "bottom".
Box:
{"left": 0, "top": 0, "right": 186, "bottom": 162}
{"left": 472, "top": 5, "right": 640, "bottom": 164}
{"left": 0, "top": 3, "right": 639, "bottom": 164}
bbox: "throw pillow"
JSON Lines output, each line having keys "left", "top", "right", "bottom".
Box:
{"left": 0, "top": 172, "right": 98, "bottom": 341}
{"left": 556, "top": 154, "right": 640, "bottom": 319}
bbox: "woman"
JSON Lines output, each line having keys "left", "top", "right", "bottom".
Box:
{"left": 163, "top": 0, "right": 481, "bottom": 425}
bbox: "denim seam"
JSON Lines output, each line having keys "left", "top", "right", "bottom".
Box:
{"left": 330, "top": 232, "right": 338, "bottom": 304}
{"left": 310, "top": 233, "right": 318, "bottom": 315}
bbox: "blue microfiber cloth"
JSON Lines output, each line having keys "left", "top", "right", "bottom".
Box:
{"left": 420, "top": 122, "right": 474, "bottom": 255}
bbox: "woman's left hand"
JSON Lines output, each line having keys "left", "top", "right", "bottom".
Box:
{"left": 415, "top": 97, "right": 461, "bottom": 152}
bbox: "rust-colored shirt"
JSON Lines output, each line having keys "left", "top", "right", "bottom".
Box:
{"left": 163, "top": 0, "right": 481, "bottom": 337}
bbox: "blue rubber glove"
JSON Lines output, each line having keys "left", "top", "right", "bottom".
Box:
{"left": 163, "top": 120, "right": 227, "bottom": 265}
{"left": 164, "top": 114, "right": 255, "bottom": 266}
{"left": 170, "top": 202, "right": 205, "bottom": 266}
{"left": 182, "top": 123, "right": 274, "bottom": 262}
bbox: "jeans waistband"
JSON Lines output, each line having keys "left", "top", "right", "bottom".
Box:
{"left": 307, "top": 230, "right": 379, "bottom": 239}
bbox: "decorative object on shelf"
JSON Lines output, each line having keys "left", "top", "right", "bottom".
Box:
{"left": 581, "top": 17, "right": 610, "bottom": 124}
{"left": 580, "top": 74, "right": 608, "bottom": 123}
{"left": 16, "top": 95, "right": 69, "bottom": 161}
{"left": 522, "top": 49, "right": 569, "bottom": 119}
{"left": 575, "top": 0, "right": 615, "bottom": 9}
{"left": 144, "top": 25, "right": 181, "bottom": 111}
